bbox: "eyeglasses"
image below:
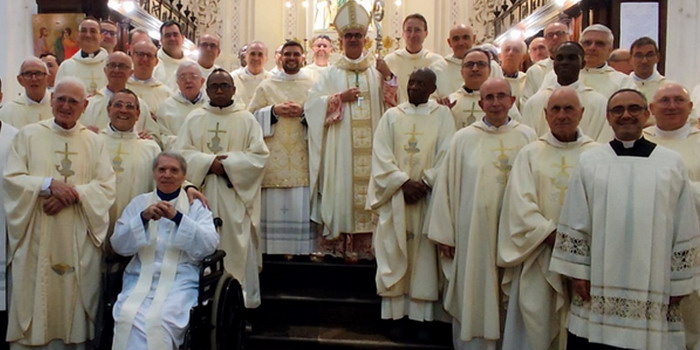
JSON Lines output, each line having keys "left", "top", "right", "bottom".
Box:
{"left": 632, "top": 52, "right": 658, "bottom": 60}
{"left": 208, "top": 83, "right": 233, "bottom": 90}
{"left": 544, "top": 30, "right": 567, "bottom": 39}
{"left": 178, "top": 73, "right": 201, "bottom": 81}
{"left": 106, "top": 62, "right": 131, "bottom": 70}
{"left": 20, "top": 71, "right": 47, "bottom": 78}
{"left": 608, "top": 104, "right": 647, "bottom": 117}
{"left": 101, "top": 29, "right": 117, "bottom": 36}
{"left": 133, "top": 51, "right": 156, "bottom": 59}
{"left": 198, "top": 42, "right": 219, "bottom": 50}
{"left": 482, "top": 93, "right": 511, "bottom": 102}
{"left": 112, "top": 101, "right": 137, "bottom": 110}
{"left": 343, "top": 32, "right": 364, "bottom": 40}
{"left": 55, "top": 96, "right": 81, "bottom": 106}
{"left": 462, "top": 61, "right": 489, "bottom": 69}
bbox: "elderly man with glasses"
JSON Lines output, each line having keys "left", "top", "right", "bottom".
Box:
{"left": 0, "top": 57, "right": 52, "bottom": 128}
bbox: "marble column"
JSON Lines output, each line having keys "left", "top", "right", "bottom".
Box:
{"left": 0, "top": 0, "right": 36, "bottom": 101}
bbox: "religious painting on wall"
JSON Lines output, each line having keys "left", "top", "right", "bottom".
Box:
{"left": 32, "top": 13, "right": 86, "bottom": 62}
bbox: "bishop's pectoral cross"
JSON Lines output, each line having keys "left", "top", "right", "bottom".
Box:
{"left": 550, "top": 156, "right": 573, "bottom": 204}
{"left": 354, "top": 71, "right": 364, "bottom": 107}
{"left": 492, "top": 139, "right": 513, "bottom": 184}
{"left": 462, "top": 101, "right": 479, "bottom": 128}
{"left": 112, "top": 143, "right": 129, "bottom": 174}
{"left": 55, "top": 143, "right": 77, "bottom": 182}
{"left": 403, "top": 124, "right": 422, "bottom": 172}
{"left": 207, "top": 122, "right": 227, "bottom": 153}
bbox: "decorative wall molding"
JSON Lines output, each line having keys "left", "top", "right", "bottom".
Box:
{"left": 194, "top": 0, "right": 222, "bottom": 36}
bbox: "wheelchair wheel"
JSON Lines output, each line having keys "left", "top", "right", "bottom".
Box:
{"left": 211, "top": 273, "right": 245, "bottom": 350}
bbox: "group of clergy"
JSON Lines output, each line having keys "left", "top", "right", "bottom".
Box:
{"left": 0, "top": 0, "right": 699, "bottom": 349}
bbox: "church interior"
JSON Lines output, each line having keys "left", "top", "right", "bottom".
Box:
{"left": 0, "top": 0, "right": 699, "bottom": 349}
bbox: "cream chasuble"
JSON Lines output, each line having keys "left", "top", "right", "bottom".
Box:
{"left": 429, "top": 55, "right": 504, "bottom": 98}
{"left": 55, "top": 49, "right": 109, "bottom": 95}
{"left": 427, "top": 120, "right": 536, "bottom": 341}
{"left": 521, "top": 80, "right": 611, "bottom": 142}
{"left": 247, "top": 70, "right": 315, "bottom": 254}
{"left": 156, "top": 93, "right": 206, "bottom": 151}
{"left": 101, "top": 127, "right": 160, "bottom": 252}
{"left": 498, "top": 130, "right": 598, "bottom": 350}
{"left": 301, "top": 63, "right": 329, "bottom": 82}
{"left": 521, "top": 57, "right": 553, "bottom": 106}
{"left": 367, "top": 100, "right": 455, "bottom": 321}
{"left": 385, "top": 48, "right": 444, "bottom": 103}
{"left": 0, "top": 92, "right": 52, "bottom": 129}
{"left": 644, "top": 124, "right": 700, "bottom": 349}
{"left": 427, "top": 119, "right": 536, "bottom": 342}
{"left": 504, "top": 71, "right": 527, "bottom": 109}
{"left": 632, "top": 71, "right": 668, "bottom": 103}
{"left": 305, "top": 53, "right": 388, "bottom": 239}
{"left": 448, "top": 88, "right": 522, "bottom": 130}
{"left": 153, "top": 49, "right": 192, "bottom": 91}
{"left": 0, "top": 122, "right": 18, "bottom": 312}
{"left": 82, "top": 87, "right": 159, "bottom": 137}
{"left": 198, "top": 63, "right": 220, "bottom": 79}
{"left": 231, "top": 67, "right": 272, "bottom": 108}
{"left": 539, "top": 63, "right": 637, "bottom": 100}
{"left": 3, "top": 119, "right": 115, "bottom": 346}
{"left": 126, "top": 77, "right": 172, "bottom": 113}
{"left": 550, "top": 143, "right": 700, "bottom": 350}
{"left": 174, "top": 102, "right": 269, "bottom": 307}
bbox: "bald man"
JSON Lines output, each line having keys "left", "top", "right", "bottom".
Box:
{"left": 608, "top": 48, "right": 633, "bottom": 75}
{"left": 55, "top": 18, "right": 109, "bottom": 94}
{"left": 528, "top": 37, "right": 548, "bottom": 63}
{"left": 197, "top": 33, "right": 222, "bottom": 78}
{"left": 0, "top": 57, "right": 52, "bottom": 128}
{"left": 430, "top": 24, "right": 503, "bottom": 98}
{"left": 231, "top": 41, "right": 272, "bottom": 107}
{"left": 127, "top": 40, "right": 171, "bottom": 113}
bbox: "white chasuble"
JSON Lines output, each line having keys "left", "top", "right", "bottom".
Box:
{"left": 4, "top": 119, "right": 116, "bottom": 345}
{"left": 367, "top": 101, "right": 455, "bottom": 321}
{"left": 644, "top": 125, "right": 700, "bottom": 349}
{"left": 498, "top": 131, "right": 598, "bottom": 350}
{"left": 156, "top": 93, "right": 206, "bottom": 151}
{"left": 174, "top": 103, "right": 269, "bottom": 307}
{"left": 427, "top": 120, "right": 536, "bottom": 342}
{"left": 550, "top": 144, "right": 700, "bottom": 350}
{"left": 153, "top": 49, "right": 193, "bottom": 91}
{"left": 126, "top": 77, "right": 172, "bottom": 113}
{"left": 448, "top": 88, "right": 522, "bottom": 130}
{"left": 521, "top": 80, "right": 611, "bottom": 142}
{"left": 55, "top": 49, "right": 109, "bottom": 95}
{"left": 305, "top": 54, "right": 387, "bottom": 239}
{"left": 504, "top": 71, "right": 527, "bottom": 109}
{"left": 539, "top": 63, "right": 637, "bottom": 100}
{"left": 521, "top": 57, "right": 553, "bottom": 106}
{"left": 0, "top": 122, "right": 18, "bottom": 312}
{"left": 385, "top": 48, "right": 444, "bottom": 103}
{"left": 429, "top": 55, "right": 504, "bottom": 99}
{"left": 0, "top": 93, "right": 52, "bottom": 129}
{"left": 102, "top": 127, "right": 161, "bottom": 249}
{"left": 83, "top": 88, "right": 160, "bottom": 137}
{"left": 231, "top": 68, "right": 272, "bottom": 108}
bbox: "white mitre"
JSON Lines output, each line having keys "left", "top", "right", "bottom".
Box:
{"left": 333, "top": 0, "right": 371, "bottom": 34}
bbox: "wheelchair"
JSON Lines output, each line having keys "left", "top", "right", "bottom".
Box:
{"left": 95, "top": 218, "right": 245, "bottom": 350}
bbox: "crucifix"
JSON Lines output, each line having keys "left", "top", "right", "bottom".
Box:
{"left": 403, "top": 123, "right": 422, "bottom": 172}
{"left": 55, "top": 143, "right": 77, "bottom": 182}
{"left": 462, "top": 101, "right": 480, "bottom": 127}
{"left": 207, "top": 122, "right": 227, "bottom": 153}
{"left": 112, "top": 143, "right": 129, "bottom": 174}
{"left": 551, "top": 156, "right": 573, "bottom": 204}
{"left": 354, "top": 71, "right": 364, "bottom": 107}
{"left": 88, "top": 70, "right": 99, "bottom": 94}
{"left": 492, "top": 139, "right": 513, "bottom": 183}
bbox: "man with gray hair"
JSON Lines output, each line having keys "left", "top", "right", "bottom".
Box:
{"left": 4, "top": 77, "right": 116, "bottom": 349}
{"left": 499, "top": 38, "right": 528, "bottom": 106}
{"left": 231, "top": 40, "right": 272, "bottom": 107}
{"left": 577, "top": 24, "right": 636, "bottom": 98}
{"left": 0, "top": 57, "right": 52, "bottom": 128}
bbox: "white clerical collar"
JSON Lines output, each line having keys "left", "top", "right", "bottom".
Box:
{"left": 51, "top": 119, "right": 80, "bottom": 133}
{"left": 244, "top": 67, "right": 266, "bottom": 77}
{"left": 103, "top": 87, "right": 118, "bottom": 98}
{"left": 404, "top": 100, "right": 438, "bottom": 115}
{"left": 615, "top": 136, "right": 642, "bottom": 148}
{"left": 482, "top": 116, "right": 511, "bottom": 128}
{"left": 553, "top": 79, "right": 582, "bottom": 90}
{"left": 24, "top": 92, "right": 49, "bottom": 105}
{"left": 653, "top": 123, "right": 691, "bottom": 139}
{"left": 108, "top": 123, "right": 135, "bottom": 135}
{"left": 179, "top": 91, "right": 203, "bottom": 104}
{"left": 129, "top": 75, "right": 157, "bottom": 85}
{"left": 583, "top": 63, "right": 612, "bottom": 73}
{"left": 399, "top": 48, "right": 427, "bottom": 58}
{"left": 545, "top": 128, "right": 588, "bottom": 148}
{"left": 275, "top": 70, "right": 305, "bottom": 81}
{"left": 631, "top": 70, "right": 661, "bottom": 82}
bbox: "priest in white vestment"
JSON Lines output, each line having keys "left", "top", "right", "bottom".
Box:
{"left": 231, "top": 41, "right": 272, "bottom": 108}
{"left": 499, "top": 87, "right": 599, "bottom": 350}
{"left": 82, "top": 52, "right": 159, "bottom": 138}
{"left": 0, "top": 58, "right": 52, "bottom": 128}
{"left": 521, "top": 22, "right": 570, "bottom": 106}
{"left": 157, "top": 62, "right": 207, "bottom": 151}
{"left": 447, "top": 48, "right": 521, "bottom": 130}
{"left": 196, "top": 34, "right": 222, "bottom": 79}
{"left": 248, "top": 41, "right": 316, "bottom": 255}
{"left": 55, "top": 19, "right": 108, "bottom": 95}
{"left": 644, "top": 83, "right": 700, "bottom": 350}
{"left": 0, "top": 120, "right": 18, "bottom": 344}
{"left": 522, "top": 42, "right": 611, "bottom": 142}
{"left": 550, "top": 89, "right": 700, "bottom": 350}
{"left": 4, "top": 78, "right": 116, "bottom": 349}
{"left": 301, "top": 35, "right": 333, "bottom": 81}
{"left": 428, "top": 78, "right": 537, "bottom": 350}
{"left": 127, "top": 40, "right": 171, "bottom": 114}
{"left": 368, "top": 68, "right": 455, "bottom": 323}
{"left": 154, "top": 21, "right": 194, "bottom": 91}
{"left": 174, "top": 69, "right": 269, "bottom": 308}
{"left": 430, "top": 24, "right": 503, "bottom": 99}
{"left": 384, "top": 14, "right": 443, "bottom": 103}
{"left": 304, "top": 0, "right": 398, "bottom": 261}
{"left": 499, "top": 38, "right": 527, "bottom": 108}
{"left": 111, "top": 152, "right": 218, "bottom": 350}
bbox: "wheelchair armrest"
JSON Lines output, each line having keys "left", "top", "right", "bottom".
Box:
{"left": 202, "top": 250, "right": 227, "bottom": 266}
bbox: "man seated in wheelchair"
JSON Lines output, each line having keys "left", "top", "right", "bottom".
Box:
{"left": 110, "top": 151, "right": 219, "bottom": 350}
